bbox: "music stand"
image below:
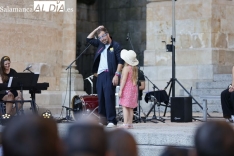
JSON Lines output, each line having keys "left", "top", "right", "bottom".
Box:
{"left": 142, "top": 90, "right": 169, "bottom": 123}
{"left": 9, "top": 73, "right": 38, "bottom": 113}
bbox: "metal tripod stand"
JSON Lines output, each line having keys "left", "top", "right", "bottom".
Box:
{"left": 161, "top": 0, "right": 208, "bottom": 119}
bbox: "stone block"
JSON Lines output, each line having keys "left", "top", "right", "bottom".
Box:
{"left": 144, "top": 50, "right": 156, "bottom": 66}
{"left": 196, "top": 81, "right": 230, "bottom": 89}
{"left": 146, "top": 7, "right": 154, "bottom": 21}
{"left": 215, "top": 33, "right": 227, "bottom": 48}
{"left": 213, "top": 74, "right": 232, "bottom": 82}
{"left": 197, "top": 65, "right": 213, "bottom": 80}
{"left": 214, "top": 65, "right": 233, "bottom": 74}
{"left": 211, "top": 4, "right": 226, "bottom": 19}
{"left": 227, "top": 33, "right": 234, "bottom": 48}
{"left": 105, "top": 9, "right": 119, "bottom": 21}
{"left": 176, "top": 3, "right": 203, "bottom": 20}
{"left": 126, "top": 8, "right": 142, "bottom": 21}
{"left": 226, "top": 6, "right": 234, "bottom": 21}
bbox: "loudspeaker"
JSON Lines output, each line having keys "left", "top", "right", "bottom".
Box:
{"left": 171, "top": 97, "right": 192, "bottom": 122}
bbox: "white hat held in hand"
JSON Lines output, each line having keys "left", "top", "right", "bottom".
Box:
{"left": 121, "top": 49, "right": 139, "bottom": 66}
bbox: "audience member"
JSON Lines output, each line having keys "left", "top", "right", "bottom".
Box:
{"left": 64, "top": 120, "right": 107, "bottom": 156}
{"left": 2, "top": 115, "right": 64, "bottom": 156}
{"left": 160, "top": 146, "right": 190, "bottom": 156}
{"left": 221, "top": 66, "right": 234, "bottom": 122}
{"left": 0, "top": 132, "right": 2, "bottom": 156}
{"left": 194, "top": 121, "right": 234, "bottom": 156}
{"left": 107, "top": 128, "right": 138, "bottom": 156}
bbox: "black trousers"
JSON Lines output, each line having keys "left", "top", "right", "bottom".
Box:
{"left": 96, "top": 72, "right": 117, "bottom": 125}
{"left": 221, "top": 88, "right": 234, "bottom": 118}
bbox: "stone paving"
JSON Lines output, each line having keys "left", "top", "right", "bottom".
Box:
{"left": 56, "top": 112, "right": 227, "bottom": 156}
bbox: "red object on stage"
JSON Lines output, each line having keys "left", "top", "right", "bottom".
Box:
{"left": 71, "top": 95, "right": 98, "bottom": 115}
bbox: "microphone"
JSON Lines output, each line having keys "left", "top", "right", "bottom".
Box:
{"left": 126, "top": 33, "right": 129, "bottom": 41}
{"left": 23, "top": 65, "right": 32, "bottom": 72}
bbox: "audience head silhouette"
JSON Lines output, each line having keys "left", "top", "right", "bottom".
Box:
{"left": 107, "top": 128, "right": 138, "bottom": 156}
{"left": 160, "top": 146, "right": 189, "bottom": 156}
{"left": 194, "top": 121, "right": 234, "bottom": 156}
{"left": 64, "top": 121, "right": 107, "bottom": 156}
{"left": 2, "top": 115, "right": 63, "bottom": 156}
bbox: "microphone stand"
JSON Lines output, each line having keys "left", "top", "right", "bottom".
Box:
{"left": 62, "top": 43, "right": 91, "bottom": 121}
{"left": 127, "top": 33, "right": 135, "bottom": 51}
{"left": 127, "top": 32, "right": 143, "bottom": 123}
{"left": 27, "top": 69, "right": 33, "bottom": 73}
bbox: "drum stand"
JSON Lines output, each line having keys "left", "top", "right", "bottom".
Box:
{"left": 87, "top": 107, "right": 99, "bottom": 117}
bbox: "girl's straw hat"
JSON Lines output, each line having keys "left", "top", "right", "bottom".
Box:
{"left": 120, "top": 49, "right": 139, "bottom": 66}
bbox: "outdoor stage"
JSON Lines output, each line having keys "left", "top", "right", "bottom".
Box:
{"left": 56, "top": 112, "right": 225, "bottom": 156}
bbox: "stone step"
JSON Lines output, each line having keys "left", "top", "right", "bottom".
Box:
{"left": 141, "top": 104, "right": 222, "bottom": 114}
{"left": 192, "top": 104, "right": 222, "bottom": 113}
{"left": 184, "top": 89, "right": 223, "bottom": 96}
{"left": 214, "top": 74, "right": 232, "bottom": 82}
{"left": 22, "top": 104, "right": 66, "bottom": 117}
{"left": 132, "top": 127, "right": 194, "bottom": 147}
{"left": 196, "top": 81, "right": 230, "bottom": 89}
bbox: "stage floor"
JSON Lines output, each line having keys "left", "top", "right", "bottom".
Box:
{"left": 56, "top": 112, "right": 226, "bottom": 156}
{"left": 0, "top": 112, "right": 227, "bottom": 156}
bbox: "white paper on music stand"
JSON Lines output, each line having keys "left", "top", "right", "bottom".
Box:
{"left": 7, "top": 77, "right": 13, "bottom": 87}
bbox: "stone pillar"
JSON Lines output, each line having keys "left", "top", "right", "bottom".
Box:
{"left": 60, "top": 0, "right": 86, "bottom": 106}
{"left": 0, "top": 0, "right": 86, "bottom": 116}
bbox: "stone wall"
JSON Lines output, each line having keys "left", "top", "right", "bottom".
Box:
{"left": 144, "top": 0, "right": 234, "bottom": 94}
{"left": 76, "top": 2, "right": 98, "bottom": 47}
{"left": 97, "top": 0, "right": 147, "bottom": 65}
{"left": 0, "top": 0, "right": 60, "bottom": 91}
{"left": 0, "top": 0, "right": 84, "bottom": 115}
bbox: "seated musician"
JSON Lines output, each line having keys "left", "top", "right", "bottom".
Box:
{"left": 0, "top": 56, "right": 23, "bottom": 117}
{"left": 221, "top": 66, "right": 234, "bottom": 122}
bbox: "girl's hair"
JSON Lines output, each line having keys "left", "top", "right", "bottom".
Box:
{"left": 0, "top": 56, "right": 10, "bottom": 83}
{"left": 125, "top": 63, "right": 138, "bottom": 85}
{"left": 132, "top": 66, "right": 138, "bottom": 85}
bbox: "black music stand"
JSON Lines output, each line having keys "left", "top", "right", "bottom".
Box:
{"left": 142, "top": 90, "right": 169, "bottom": 123}
{"left": 10, "top": 73, "right": 38, "bottom": 113}
{"left": 145, "top": 90, "right": 170, "bottom": 117}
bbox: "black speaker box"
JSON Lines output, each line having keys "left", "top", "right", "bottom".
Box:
{"left": 171, "top": 97, "right": 192, "bottom": 122}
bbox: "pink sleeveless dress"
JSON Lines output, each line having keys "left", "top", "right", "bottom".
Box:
{"left": 119, "top": 66, "right": 138, "bottom": 108}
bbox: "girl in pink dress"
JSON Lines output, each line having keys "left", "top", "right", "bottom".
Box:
{"left": 119, "top": 49, "right": 139, "bottom": 129}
